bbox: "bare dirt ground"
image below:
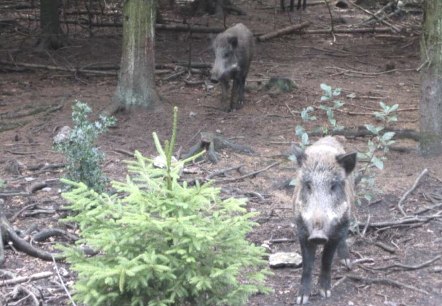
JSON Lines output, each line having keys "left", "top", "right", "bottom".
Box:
{"left": 1, "top": 1, "right": 442, "bottom": 305}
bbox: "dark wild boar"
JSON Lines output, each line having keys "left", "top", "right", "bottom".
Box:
{"left": 281, "top": 0, "right": 307, "bottom": 11}
{"left": 210, "top": 23, "right": 254, "bottom": 112}
{"left": 292, "top": 136, "right": 356, "bottom": 304}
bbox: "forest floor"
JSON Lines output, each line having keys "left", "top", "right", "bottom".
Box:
{"left": 1, "top": 1, "right": 442, "bottom": 305}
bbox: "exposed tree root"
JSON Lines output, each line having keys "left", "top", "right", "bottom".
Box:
{"left": 0, "top": 200, "right": 65, "bottom": 266}
{"left": 32, "top": 228, "right": 78, "bottom": 242}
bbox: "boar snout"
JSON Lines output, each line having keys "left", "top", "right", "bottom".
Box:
{"left": 308, "top": 229, "right": 328, "bottom": 244}
{"left": 210, "top": 69, "right": 220, "bottom": 83}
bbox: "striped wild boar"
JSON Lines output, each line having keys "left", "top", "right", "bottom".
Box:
{"left": 210, "top": 23, "right": 254, "bottom": 112}
{"left": 292, "top": 136, "right": 357, "bottom": 304}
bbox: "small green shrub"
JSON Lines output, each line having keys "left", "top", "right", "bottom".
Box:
{"left": 295, "top": 83, "right": 345, "bottom": 147}
{"left": 357, "top": 101, "right": 398, "bottom": 203}
{"left": 59, "top": 107, "right": 270, "bottom": 306}
{"left": 54, "top": 101, "right": 116, "bottom": 192}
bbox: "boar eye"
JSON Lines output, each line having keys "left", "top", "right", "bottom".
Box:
{"left": 331, "top": 181, "right": 343, "bottom": 192}
{"left": 304, "top": 181, "right": 312, "bottom": 192}
{"left": 223, "top": 51, "right": 231, "bottom": 59}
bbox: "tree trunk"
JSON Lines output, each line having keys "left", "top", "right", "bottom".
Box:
{"left": 419, "top": 0, "right": 442, "bottom": 156}
{"left": 113, "top": 0, "right": 161, "bottom": 108}
{"left": 37, "top": 0, "right": 64, "bottom": 50}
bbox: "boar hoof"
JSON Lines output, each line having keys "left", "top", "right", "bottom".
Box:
{"left": 296, "top": 295, "right": 309, "bottom": 304}
{"left": 340, "top": 258, "right": 352, "bottom": 270}
{"left": 319, "top": 288, "right": 331, "bottom": 298}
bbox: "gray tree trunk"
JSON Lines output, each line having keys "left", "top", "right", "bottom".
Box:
{"left": 37, "top": 0, "right": 64, "bottom": 50}
{"left": 113, "top": 0, "right": 161, "bottom": 108}
{"left": 419, "top": 0, "right": 442, "bottom": 156}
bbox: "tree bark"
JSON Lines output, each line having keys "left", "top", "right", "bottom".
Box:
{"left": 419, "top": 0, "right": 442, "bottom": 156}
{"left": 113, "top": 0, "right": 161, "bottom": 108}
{"left": 37, "top": 0, "right": 64, "bottom": 50}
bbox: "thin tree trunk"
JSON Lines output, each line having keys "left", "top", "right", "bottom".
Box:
{"left": 37, "top": 0, "right": 64, "bottom": 50}
{"left": 114, "top": 0, "right": 161, "bottom": 108}
{"left": 419, "top": 0, "right": 442, "bottom": 156}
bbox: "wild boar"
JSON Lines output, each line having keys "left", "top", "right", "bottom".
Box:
{"left": 281, "top": 0, "right": 307, "bottom": 11}
{"left": 210, "top": 23, "right": 254, "bottom": 112}
{"left": 292, "top": 136, "right": 357, "bottom": 304}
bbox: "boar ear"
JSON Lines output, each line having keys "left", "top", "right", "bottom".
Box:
{"left": 290, "top": 144, "right": 306, "bottom": 167}
{"left": 228, "top": 36, "right": 238, "bottom": 48}
{"left": 336, "top": 152, "right": 357, "bottom": 175}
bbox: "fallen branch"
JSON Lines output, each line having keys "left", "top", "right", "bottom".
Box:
{"left": 374, "top": 241, "right": 396, "bottom": 254}
{"left": 56, "top": 19, "right": 226, "bottom": 33}
{"left": 0, "top": 191, "right": 30, "bottom": 197}
{"left": 300, "top": 27, "right": 394, "bottom": 35}
{"left": 28, "top": 163, "right": 65, "bottom": 175}
{"left": 348, "top": 1, "right": 401, "bottom": 33}
{"left": 397, "top": 168, "right": 429, "bottom": 216}
{"left": 214, "top": 161, "right": 282, "bottom": 184}
{"left": 114, "top": 148, "right": 135, "bottom": 157}
{"left": 270, "top": 238, "right": 297, "bottom": 244}
{"left": 205, "top": 165, "right": 243, "bottom": 180}
{"left": 0, "top": 61, "right": 173, "bottom": 77}
{"left": 345, "top": 274, "right": 428, "bottom": 294}
{"left": 371, "top": 255, "right": 441, "bottom": 272}
{"left": 0, "top": 103, "right": 62, "bottom": 120}
{"left": 357, "top": 213, "right": 442, "bottom": 231}
{"left": 415, "top": 202, "right": 442, "bottom": 215}
{"left": 326, "top": 65, "right": 417, "bottom": 76}
{"left": 0, "top": 271, "right": 53, "bottom": 287}
{"left": 257, "top": 21, "right": 311, "bottom": 42}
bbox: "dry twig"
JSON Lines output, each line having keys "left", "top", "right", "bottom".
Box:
{"left": 52, "top": 256, "right": 77, "bottom": 306}
{"left": 397, "top": 168, "right": 429, "bottom": 216}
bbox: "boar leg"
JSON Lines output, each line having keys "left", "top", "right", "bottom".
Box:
{"left": 296, "top": 239, "right": 316, "bottom": 304}
{"left": 230, "top": 76, "right": 240, "bottom": 111}
{"left": 318, "top": 241, "right": 339, "bottom": 299}
{"left": 220, "top": 79, "right": 230, "bottom": 111}
{"left": 337, "top": 236, "right": 352, "bottom": 269}
{"left": 230, "top": 75, "right": 246, "bottom": 111}
{"left": 237, "top": 75, "right": 246, "bottom": 108}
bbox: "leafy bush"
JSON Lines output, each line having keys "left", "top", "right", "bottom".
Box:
{"left": 54, "top": 101, "right": 116, "bottom": 192}
{"left": 59, "top": 107, "right": 270, "bottom": 306}
{"left": 295, "top": 83, "right": 345, "bottom": 147}
{"left": 357, "top": 101, "right": 398, "bottom": 203}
